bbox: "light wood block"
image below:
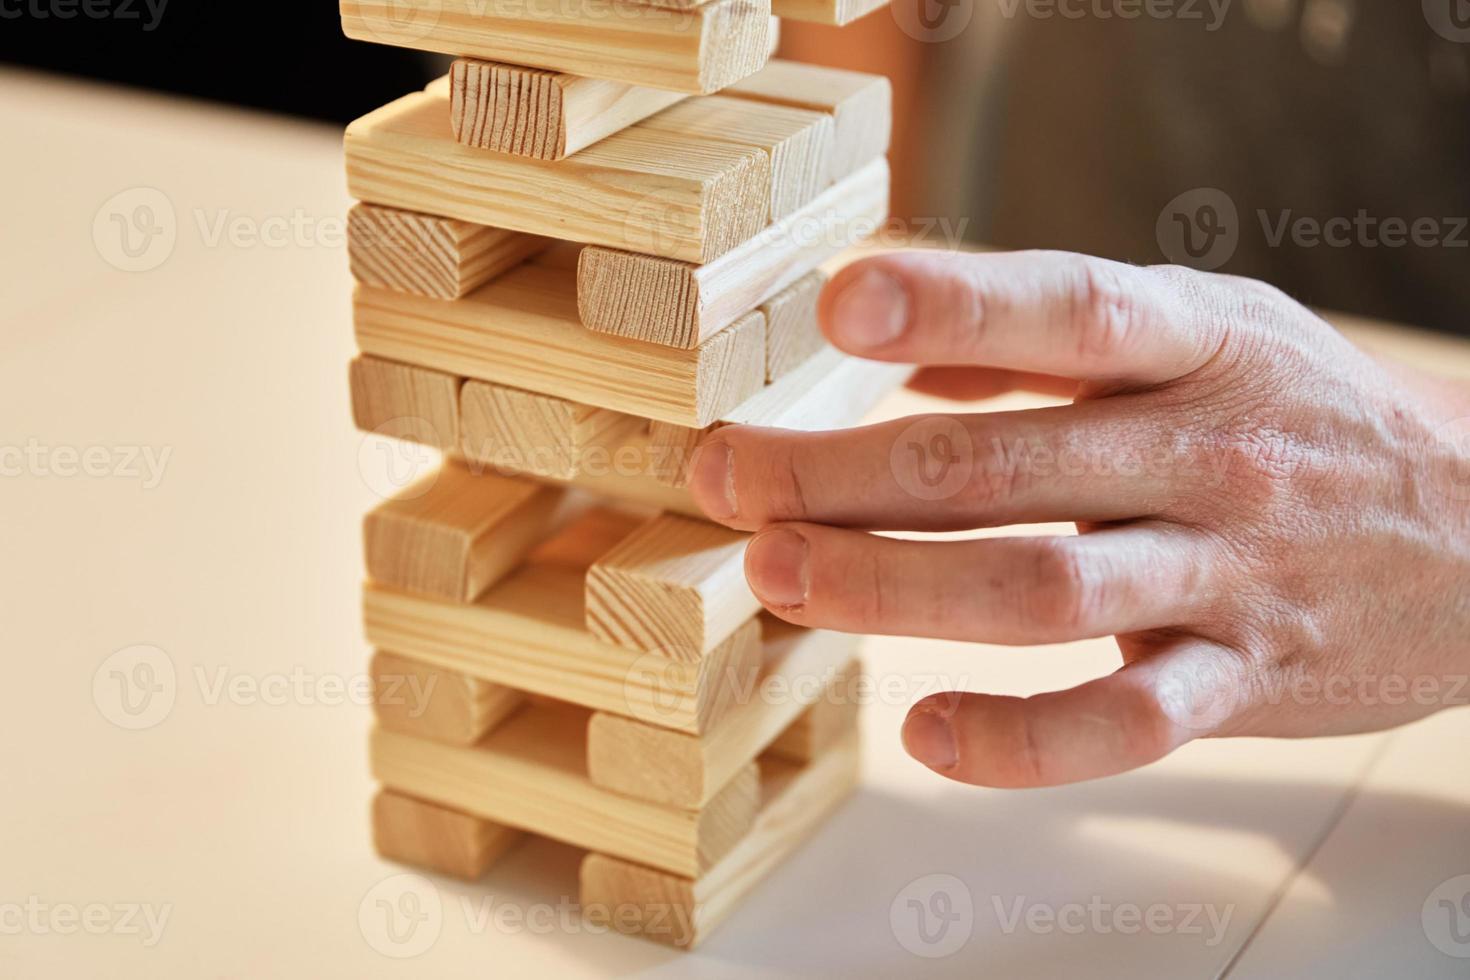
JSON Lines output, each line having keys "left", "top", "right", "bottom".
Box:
{"left": 635, "top": 96, "right": 832, "bottom": 222}
{"left": 363, "top": 459, "right": 565, "bottom": 603}
{"left": 761, "top": 270, "right": 827, "bottom": 382}
{"left": 649, "top": 344, "right": 913, "bottom": 486}
{"left": 346, "top": 90, "right": 770, "bottom": 264}
{"left": 371, "top": 650, "right": 525, "bottom": 746}
{"left": 341, "top": 0, "right": 772, "bottom": 94}
{"left": 459, "top": 379, "right": 646, "bottom": 482}
{"left": 354, "top": 264, "right": 767, "bottom": 428}
{"left": 770, "top": 0, "right": 890, "bottom": 25}
{"left": 347, "top": 202, "right": 548, "bottom": 300}
{"left": 726, "top": 60, "right": 892, "bottom": 184}
{"left": 447, "top": 60, "right": 687, "bottom": 160}
{"left": 371, "top": 702, "right": 761, "bottom": 876}
{"left": 586, "top": 513, "right": 756, "bottom": 662}
{"left": 349, "top": 355, "right": 461, "bottom": 450}
{"left": 577, "top": 158, "right": 888, "bottom": 347}
{"left": 372, "top": 790, "right": 522, "bottom": 881}
{"left": 587, "top": 626, "right": 860, "bottom": 807}
{"left": 580, "top": 729, "right": 861, "bottom": 948}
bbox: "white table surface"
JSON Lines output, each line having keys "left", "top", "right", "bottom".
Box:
{"left": 2, "top": 68, "right": 1467, "bottom": 979}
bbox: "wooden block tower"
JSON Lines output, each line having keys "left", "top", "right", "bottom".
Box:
{"left": 341, "top": 0, "right": 903, "bottom": 949}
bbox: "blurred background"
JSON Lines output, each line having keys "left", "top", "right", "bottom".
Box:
{"left": 2, "top": 0, "right": 1466, "bottom": 335}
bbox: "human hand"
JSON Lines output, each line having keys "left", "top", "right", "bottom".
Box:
{"left": 687, "top": 250, "right": 1470, "bottom": 788}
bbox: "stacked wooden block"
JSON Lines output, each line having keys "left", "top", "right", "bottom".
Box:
{"left": 341, "top": 0, "right": 904, "bottom": 949}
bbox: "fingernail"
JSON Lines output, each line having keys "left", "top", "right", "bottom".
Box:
{"left": 830, "top": 268, "right": 909, "bottom": 350}
{"left": 902, "top": 707, "right": 958, "bottom": 772}
{"left": 747, "top": 529, "right": 809, "bottom": 608}
{"left": 690, "top": 441, "right": 737, "bottom": 521}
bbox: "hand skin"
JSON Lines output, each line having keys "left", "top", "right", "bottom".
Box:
{"left": 687, "top": 249, "right": 1470, "bottom": 788}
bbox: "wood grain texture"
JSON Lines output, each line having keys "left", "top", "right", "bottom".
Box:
{"left": 587, "top": 627, "right": 859, "bottom": 807}
{"left": 341, "top": 0, "right": 772, "bottom": 94}
{"left": 649, "top": 344, "right": 913, "bottom": 486}
{"left": 347, "top": 202, "right": 549, "bottom": 299}
{"left": 346, "top": 91, "right": 771, "bottom": 263}
{"left": 371, "top": 702, "right": 761, "bottom": 876}
{"left": 363, "top": 459, "right": 565, "bottom": 603}
{"left": 770, "top": 0, "right": 891, "bottom": 25}
{"left": 371, "top": 650, "right": 525, "bottom": 747}
{"left": 459, "top": 379, "right": 646, "bottom": 482}
{"left": 353, "top": 264, "right": 768, "bottom": 428}
{"left": 577, "top": 159, "right": 889, "bottom": 347}
{"left": 448, "top": 60, "right": 687, "bottom": 160}
{"left": 726, "top": 59, "right": 892, "bottom": 184}
{"left": 580, "top": 729, "right": 861, "bottom": 948}
{"left": 760, "top": 270, "right": 827, "bottom": 382}
{"left": 373, "top": 790, "right": 522, "bottom": 881}
{"left": 349, "top": 355, "right": 462, "bottom": 451}
{"left": 586, "top": 513, "right": 756, "bottom": 662}
{"left": 634, "top": 95, "right": 832, "bottom": 222}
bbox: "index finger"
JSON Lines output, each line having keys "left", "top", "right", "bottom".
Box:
{"left": 821, "top": 250, "right": 1227, "bottom": 387}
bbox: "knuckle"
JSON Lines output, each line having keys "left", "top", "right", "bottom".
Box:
{"left": 1070, "top": 257, "right": 1147, "bottom": 363}
{"left": 1023, "top": 539, "right": 1107, "bottom": 633}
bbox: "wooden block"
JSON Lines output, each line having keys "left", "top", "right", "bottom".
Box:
{"left": 448, "top": 60, "right": 687, "bottom": 160}
{"left": 580, "top": 729, "right": 861, "bottom": 948}
{"left": 371, "top": 702, "right": 761, "bottom": 876}
{"left": 577, "top": 159, "right": 888, "bottom": 347}
{"left": 341, "top": 0, "right": 772, "bottom": 95}
{"left": 726, "top": 60, "right": 892, "bottom": 184}
{"left": 761, "top": 270, "right": 827, "bottom": 382}
{"left": 363, "top": 515, "right": 764, "bottom": 733}
{"left": 586, "top": 514, "right": 756, "bottom": 662}
{"left": 347, "top": 202, "right": 548, "bottom": 300}
{"left": 649, "top": 345, "right": 913, "bottom": 486}
{"left": 347, "top": 90, "right": 770, "bottom": 263}
{"left": 526, "top": 506, "right": 647, "bottom": 571}
{"left": 587, "top": 626, "right": 860, "bottom": 807}
{"left": 349, "top": 355, "right": 461, "bottom": 450}
{"left": 364, "top": 459, "right": 566, "bottom": 602}
{"left": 354, "top": 264, "right": 767, "bottom": 428}
{"left": 770, "top": 0, "right": 890, "bottom": 25}
{"left": 766, "top": 669, "right": 863, "bottom": 764}
{"left": 459, "top": 380, "right": 646, "bottom": 482}
{"left": 635, "top": 96, "right": 832, "bottom": 222}
{"left": 373, "top": 790, "right": 522, "bottom": 881}
{"left": 371, "top": 650, "right": 524, "bottom": 747}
